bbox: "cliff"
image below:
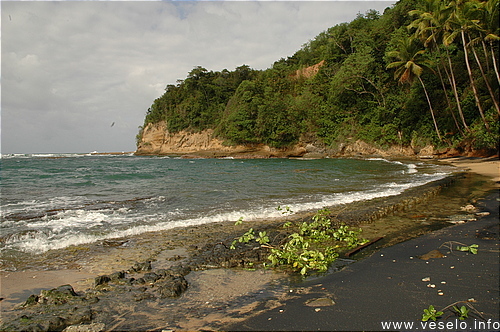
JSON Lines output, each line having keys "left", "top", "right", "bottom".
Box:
{"left": 135, "top": 121, "right": 447, "bottom": 159}
{"left": 136, "top": 122, "right": 305, "bottom": 158}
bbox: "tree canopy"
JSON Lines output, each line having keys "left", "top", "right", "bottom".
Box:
{"left": 140, "top": 0, "right": 499, "bottom": 152}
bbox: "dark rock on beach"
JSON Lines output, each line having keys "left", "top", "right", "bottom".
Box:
{"left": 3, "top": 285, "right": 95, "bottom": 331}
{"left": 156, "top": 275, "right": 189, "bottom": 298}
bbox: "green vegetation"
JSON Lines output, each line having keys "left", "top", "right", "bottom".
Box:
{"left": 422, "top": 301, "right": 485, "bottom": 321}
{"left": 454, "top": 305, "right": 470, "bottom": 320}
{"left": 440, "top": 241, "right": 479, "bottom": 254}
{"left": 456, "top": 243, "right": 479, "bottom": 254}
{"left": 422, "top": 305, "right": 444, "bottom": 321}
{"left": 231, "top": 208, "right": 367, "bottom": 276}
{"left": 139, "top": 0, "right": 499, "bottom": 152}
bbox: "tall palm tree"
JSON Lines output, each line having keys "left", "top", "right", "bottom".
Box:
{"left": 386, "top": 37, "right": 442, "bottom": 141}
{"left": 444, "top": 0, "right": 491, "bottom": 128}
{"left": 408, "top": 0, "right": 469, "bottom": 133}
{"left": 479, "top": 0, "right": 500, "bottom": 87}
{"left": 463, "top": 0, "right": 500, "bottom": 114}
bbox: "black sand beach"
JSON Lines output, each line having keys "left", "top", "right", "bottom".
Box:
{"left": 228, "top": 188, "right": 499, "bottom": 331}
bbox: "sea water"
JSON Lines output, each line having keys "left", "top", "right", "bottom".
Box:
{"left": 0, "top": 154, "right": 453, "bottom": 259}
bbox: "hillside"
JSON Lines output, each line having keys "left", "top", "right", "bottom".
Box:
{"left": 136, "top": 0, "right": 499, "bottom": 157}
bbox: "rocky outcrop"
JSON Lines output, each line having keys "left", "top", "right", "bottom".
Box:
{"left": 135, "top": 122, "right": 308, "bottom": 158}
{"left": 136, "top": 122, "right": 231, "bottom": 155}
{"left": 136, "top": 122, "right": 485, "bottom": 159}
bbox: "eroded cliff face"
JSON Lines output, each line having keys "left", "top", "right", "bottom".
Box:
{"left": 137, "top": 122, "right": 227, "bottom": 155}
{"left": 135, "top": 122, "right": 440, "bottom": 158}
{"left": 135, "top": 122, "right": 307, "bottom": 158}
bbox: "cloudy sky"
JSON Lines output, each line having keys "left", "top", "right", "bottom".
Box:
{"left": 1, "top": 0, "right": 396, "bottom": 154}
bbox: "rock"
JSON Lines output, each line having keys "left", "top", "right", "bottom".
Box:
{"left": 142, "top": 272, "right": 161, "bottom": 284}
{"left": 305, "top": 297, "right": 336, "bottom": 307}
{"left": 132, "top": 278, "right": 146, "bottom": 285}
{"left": 461, "top": 204, "right": 477, "bottom": 212}
{"left": 39, "top": 285, "right": 79, "bottom": 305}
{"left": 157, "top": 276, "right": 188, "bottom": 298}
{"left": 64, "top": 307, "right": 93, "bottom": 326}
{"left": 130, "top": 261, "right": 152, "bottom": 272}
{"left": 166, "top": 254, "right": 184, "bottom": 261}
{"left": 476, "top": 211, "right": 490, "bottom": 217}
{"left": 302, "top": 152, "right": 327, "bottom": 159}
{"left": 63, "top": 323, "right": 106, "bottom": 332}
{"left": 167, "top": 265, "right": 191, "bottom": 277}
{"left": 109, "top": 271, "right": 126, "bottom": 281}
{"left": 94, "top": 275, "right": 111, "bottom": 287}
{"left": 418, "top": 249, "right": 445, "bottom": 260}
{"left": 417, "top": 145, "right": 434, "bottom": 158}
{"left": 102, "top": 239, "right": 128, "bottom": 247}
{"left": 23, "top": 294, "right": 40, "bottom": 307}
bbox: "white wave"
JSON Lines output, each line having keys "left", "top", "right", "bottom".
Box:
{"left": 3, "top": 170, "right": 451, "bottom": 254}
{"left": 367, "top": 158, "right": 418, "bottom": 174}
{"left": 36, "top": 210, "right": 109, "bottom": 230}
{"left": 406, "top": 163, "right": 418, "bottom": 174}
{"left": 1, "top": 196, "right": 88, "bottom": 216}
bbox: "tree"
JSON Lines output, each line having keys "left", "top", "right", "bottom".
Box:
{"left": 409, "top": 0, "right": 468, "bottom": 134}
{"left": 444, "top": 0, "right": 492, "bottom": 129}
{"left": 386, "top": 36, "right": 443, "bottom": 140}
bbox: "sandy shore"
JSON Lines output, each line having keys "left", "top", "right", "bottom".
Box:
{"left": 1, "top": 156, "right": 499, "bottom": 330}
{"left": 439, "top": 156, "right": 500, "bottom": 187}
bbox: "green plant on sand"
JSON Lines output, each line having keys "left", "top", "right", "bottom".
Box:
{"left": 231, "top": 208, "right": 367, "bottom": 276}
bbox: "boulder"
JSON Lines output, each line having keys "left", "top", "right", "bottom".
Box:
{"left": 157, "top": 276, "right": 188, "bottom": 298}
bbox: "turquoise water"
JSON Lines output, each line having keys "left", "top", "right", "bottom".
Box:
{"left": 0, "top": 154, "right": 453, "bottom": 255}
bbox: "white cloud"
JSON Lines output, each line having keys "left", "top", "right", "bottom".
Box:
{"left": 1, "top": 1, "right": 396, "bottom": 154}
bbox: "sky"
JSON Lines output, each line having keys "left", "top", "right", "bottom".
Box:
{"left": 1, "top": 0, "right": 397, "bottom": 154}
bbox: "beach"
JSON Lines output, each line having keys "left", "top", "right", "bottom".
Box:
{"left": 438, "top": 156, "right": 500, "bottom": 187}
{"left": 0, "top": 156, "right": 498, "bottom": 331}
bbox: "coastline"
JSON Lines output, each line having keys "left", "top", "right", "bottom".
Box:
{"left": 438, "top": 156, "right": 500, "bottom": 187}
{"left": 1, "top": 157, "right": 498, "bottom": 331}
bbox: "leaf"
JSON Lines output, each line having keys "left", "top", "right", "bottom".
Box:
{"left": 235, "top": 217, "right": 244, "bottom": 226}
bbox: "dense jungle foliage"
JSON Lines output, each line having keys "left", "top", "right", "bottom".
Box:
{"left": 139, "top": 0, "right": 499, "bottom": 152}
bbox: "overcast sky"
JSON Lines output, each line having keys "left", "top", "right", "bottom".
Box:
{"left": 1, "top": 0, "right": 396, "bottom": 154}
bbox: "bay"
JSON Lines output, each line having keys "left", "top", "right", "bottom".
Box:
{"left": 0, "top": 154, "right": 453, "bottom": 258}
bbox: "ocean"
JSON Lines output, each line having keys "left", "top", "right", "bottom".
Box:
{"left": 0, "top": 154, "right": 454, "bottom": 262}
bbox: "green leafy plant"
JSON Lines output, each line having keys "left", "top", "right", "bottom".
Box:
{"left": 268, "top": 233, "right": 339, "bottom": 275}
{"left": 332, "top": 224, "right": 367, "bottom": 248}
{"left": 230, "top": 228, "right": 256, "bottom": 249}
{"left": 422, "top": 305, "right": 444, "bottom": 322}
{"left": 422, "top": 301, "right": 484, "bottom": 322}
{"left": 453, "top": 305, "right": 470, "bottom": 320}
{"left": 256, "top": 231, "right": 270, "bottom": 245}
{"left": 456, "top": 244, "right": 478, "bottom": 255}
{"left": 440, "top": 241, "right": 479, "bottom": 254}
{"left": 231, "top": 208, "right": 367, "bottom": 276}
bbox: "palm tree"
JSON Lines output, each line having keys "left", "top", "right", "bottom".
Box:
{"left": 409, "top": 0, "right": 467, "bottom": 134}
{"left": 462, "top": 0, "right": 500, "bottom": 115}
{"left": 479, "top": 0, "right": 500, "bottom": 89}
{"left": 444, "top": 0, "right": 491, "bottom": 129}
{"left": 386, "top": 37, "right": 442, "bottom": 141}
